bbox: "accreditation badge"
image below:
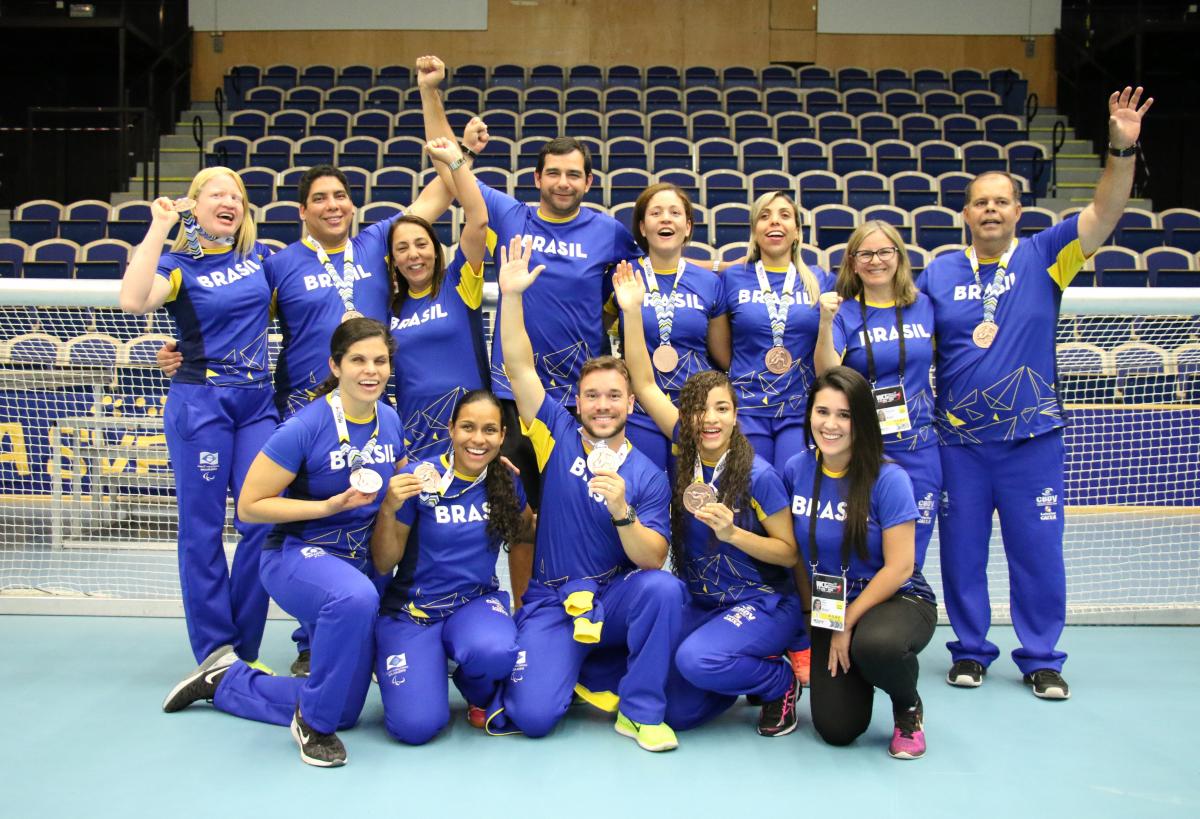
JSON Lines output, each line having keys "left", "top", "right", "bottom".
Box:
{"left": 872, "top": 384, "right": 911, "bottom": 435}
{"left": 810, "top": 572, "right": 847, "bottom": 632}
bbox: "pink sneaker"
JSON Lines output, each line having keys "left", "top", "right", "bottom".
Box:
{"left": 888, "top": 698, "right": 925, "bottom": 760}
{"left": 467, "top": 704, "right": 487, "bottom": 729}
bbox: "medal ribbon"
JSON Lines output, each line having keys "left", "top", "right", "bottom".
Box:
{"left": 966, "top": 238, "right": 1018, "bottom": 325}
{"left": 754, "top": 261, "right": 797, "bottom": 348}
{"left": 176, "top": 207, "right": 234, "bottom": 260}
{"left": 692, "top": 450, "right": 729, "bottom": 493}
{"left": 806, "top": 455, "right": 852, "bottom": 578}
{"left": 329, "top": 389, "right": 379, "bottom": 479}
{"left": 304, "top": 234, "right": 359, "bottom": 315}
{"left": 858, "top": 293, "right": 906, "bottom": 387}
{"left": 640, "top": 257, "right": 687, "bottom": 349}
{"left": 433, "top": 451, "right": 488, "bottom": 500}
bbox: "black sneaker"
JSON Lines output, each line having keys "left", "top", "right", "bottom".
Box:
{"left": 1024, "top": 669, "right": 1070, "bottom": 700}
{"left": 290, "top": 706, "right": 347, "bottom": 767}
{"left": 946, "top": 659, "right": 986, "bottom": 688}
{"left": 162, "top": 645, "right": 236, "bottom": 712}
{"left": 756, "top": 675, "right": 802, "bottom": 737}
{"left": 290, "top": 649, "right": 311, "bottom": 678}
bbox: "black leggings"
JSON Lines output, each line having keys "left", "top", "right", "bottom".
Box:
{"left": 809, "top": 594, "right": 937, "bottom": 746}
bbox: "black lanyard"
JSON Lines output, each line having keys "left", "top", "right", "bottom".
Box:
{"left": 807, "top": 455, "right": 851, "bottom": 576}
{"left": 858, "top": 292, "right": 906, "bottom": 387}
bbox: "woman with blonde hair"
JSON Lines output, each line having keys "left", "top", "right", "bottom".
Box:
{"left": 814, "top": 220, "right": 940, "bottom": 590}
{"left": 120, "top": 167, "right": 277, "bottom": 675}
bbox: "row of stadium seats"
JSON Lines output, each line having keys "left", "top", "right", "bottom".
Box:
{"left": 227, "top": 63, "right": 1023, "bottom": 92}
{"left": 10, "top": 197, "right": 1200, "bottom": 259}
{"left": 230, "top": 86, "right": 1018, "bottom": 119}
{"left": 217, "top": 112, "right": 1031, "bottom": 148}
{"left": 201, "top": 138, "right": 1051, "bottom": 195}
{"left": 6, "top": 232, "right": 1197, "bottom": 289}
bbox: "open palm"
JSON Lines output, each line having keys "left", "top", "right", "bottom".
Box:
{"left": 1108, "top": 86, "right": 1153, "bottom": 147}
{"left": 498, "top": 235, "right": 545, "bottom": 295}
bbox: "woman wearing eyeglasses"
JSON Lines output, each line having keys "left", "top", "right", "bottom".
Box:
{"left": 814, "top": 221, "right": 940, "bottom": 582}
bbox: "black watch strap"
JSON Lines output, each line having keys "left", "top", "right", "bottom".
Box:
{"left": 612, "top": 506, "right": 637, "bottom": 527}
{"left": 1108, "top": 143, "right": 1138, "bottom": 158}
{"left": 458, "top": 142, "right": 478, "bottom": 161}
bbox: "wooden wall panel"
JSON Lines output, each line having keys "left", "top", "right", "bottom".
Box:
{"left": 191, "top": 2, "right": 1055, "bottom": 103}
{"left": 770, "top": 0, "right": 817, "bottom": 30}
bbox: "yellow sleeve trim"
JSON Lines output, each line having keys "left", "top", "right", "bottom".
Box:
{"left": 1047, "top": 238, "right": 1089, "bottom": 290}
{"left": 573, "top": 617, "right": 603, "bottom": 644}
{"left": 751, "top": 497, "right": 767, "bottom": 522}
{"left": 456, "top": 260, "right": 484, "bottom": 310}
{"left": 484, "top": 227, "right": 498, "bottom": 256}
{"left": 563, "top": 589, "right": 595, "bottom": 617}
{"left": 573, "top": 683, "right": 620, "bottom": 713}
{"left": 603, "top": 293, "right": 619, "bottom": 316}
{"left": 520, "top": 415, "right": 556, "bottom": 472}
{"left": 166, "top": 268, "right": 182, "bottom": 303}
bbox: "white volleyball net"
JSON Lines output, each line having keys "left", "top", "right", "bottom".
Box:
{"left": 0, "top": 280, "right": 1197, "bottom": 623}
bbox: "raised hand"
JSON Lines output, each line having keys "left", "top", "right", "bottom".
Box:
{"left": 1107, "top": 86, "right": 1153, "bottom": 149}
{"left": 381, "top": 472, "right": 424, "bottom": 513}
{"left": 415, "top": 55, "right": 446, "bottom": 90}
{"left": 611, "top": 260, "right": 647, "bottom": 313}
{"left": 151, "top": 197, "right": 182, "bottom": 228}
{"left": 818, "top": 291, "right": 843, "bottom": 325}
{"left": 425, "top": 136, "right": 463, "bottom": 166}
{"left": 463, "top": 116, "right": 489, "bottom": 155}
{"left": 497, "top": 235, "right": 545, "bottom": 296}
{"left": 693, "top": 501, "right": 737, "bottom": 542}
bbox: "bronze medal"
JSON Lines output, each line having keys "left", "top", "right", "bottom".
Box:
{"left": 586, "top": 445, "right": 621, "bottom": 475}
{"left": 683, "top": 483, "right": 718, "bottom": 514}
{"left": 972, "top": 321, "right": 999, "bottom": 349}
{"left": 764, "top": 346, "right": 793, "bottom": 375}
{"left": 349, "top": 468, "right": 383, "bottom": 494}
{"left": 651, "top": 344, "right": 679, "bottom": 373}
{"left": 414, "top": 462, "right": 441, "bottom": 493}
{"left": 171, "top": 197, "right": 197, "bottom": 213}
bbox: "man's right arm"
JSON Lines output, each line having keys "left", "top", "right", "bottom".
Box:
{"left": 497, "top": 235, "right": 547, "bottom": 427}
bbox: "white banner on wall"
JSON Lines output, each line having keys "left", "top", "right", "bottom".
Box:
{"left": 189, "top": 0, "right": 489, "bottom": 31}
{"left": 818, "top": 0, "right": 1061, "bottom": 36}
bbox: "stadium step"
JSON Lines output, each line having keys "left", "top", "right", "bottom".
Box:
{"left": 1056, "top": 153, "right": 1102, "bottom": 169}
{"left": 1056, "top": 166, "right": 1104, "bottom": 185}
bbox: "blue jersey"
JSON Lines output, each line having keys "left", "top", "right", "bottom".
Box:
{"left": 155, "top": 244, "right": 273, "bottom": 386}
{"left": 265, "top": 220, "right": 396, "bottom": 415}
{"left": 260, "top": 394, "right": 405, "bottom": 561}
{"left": 721, "top": 263, "right": 836, "bottom": 417}
{"left": 389, "top": 248, "right": 490, "bottom": 460}
{"left": 523, "top": 396, "right": 671, "bottom": 584}
{"left": 784, "top": 449, "right": 932, "bottom": 603}
{"left": 380, "top": 453, "right": 527, "bottom": 620}
{"left": 480, "top": 182, "right": 641, "bottom": 406}
{"left": 606, "top": 260, "right": 724, "bottom": 416}
{"left": 831, "top": 292, "right": 937, "bottom": 451}
{"left": 920, "top": 217, "right": 1088, "bottom": 446}
{"left": 679, "top": 453, "right": 793, "bottom": 609}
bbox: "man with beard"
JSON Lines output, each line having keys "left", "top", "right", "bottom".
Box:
{"left": 481, "top": 235, "right": 685, "bottom": 752}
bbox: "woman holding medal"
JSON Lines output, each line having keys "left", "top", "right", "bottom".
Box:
{"left": 388, "top": 137, "right": 491, "bottom": 463}
{"left": 612, "top": 263, "right": 803, "bottom": 737}
{"left": 120, "top": 167, "right": 277, "bottom": 673}
{"left": 814, "top": 221, "right": 940, "bottom": 583}
{"left": 603, "top": 183, "right": 727, "bottom": 470}
{"left": 783, "top": 366, "right": 936, "bottom": 759}
{"left": 159, "top": 318, "right": 404, "bottom": 768}
{"left": 371, "top": 390, "right": 533, "bottom": 743}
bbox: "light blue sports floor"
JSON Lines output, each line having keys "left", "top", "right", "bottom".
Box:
{"left": 3, "top": 616, "right": 1198, "bottom": 818}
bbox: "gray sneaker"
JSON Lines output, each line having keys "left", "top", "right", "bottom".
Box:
{"left": 1024, "top": 669, "right": 1070, "bottom": 700}
{"left": 162, "top": 645, "right": 236, "bottom": 712}
{"left": 946, "top": 659, "right": 986, "bottom": 687}
{"left": 290, "top": 706, "right": 347, "bottom": 767}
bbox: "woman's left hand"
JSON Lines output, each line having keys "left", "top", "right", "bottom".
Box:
{"left": 695, "top": 502, "right": 737, "bottom": 542}
{"left": 828, "top": 627, "right": 852, "bottom": 677}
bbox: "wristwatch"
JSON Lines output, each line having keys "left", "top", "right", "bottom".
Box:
{"left": 447, "top": 156, "right": 467, "bottom": 172}
{"left": 1108, "top": 143, "right": 1138, "bottom": 158}
{"left": 612, "top": 505, "right": 638, "bottom": 527}
{"left": 458, "top": 142, "right": 478, "bottom": 161}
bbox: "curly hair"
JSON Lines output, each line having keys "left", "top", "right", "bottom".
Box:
{"left": 670, "top": 370, "right": 757, "bottom": 576}
{"left": 450, "top": 390, "right": 525, "bottom": 551}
